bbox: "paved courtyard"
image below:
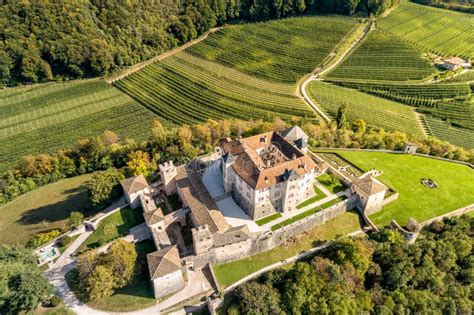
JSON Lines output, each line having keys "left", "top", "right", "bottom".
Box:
{"left": 202, "top": 160, "right": 261, "bottom": 233}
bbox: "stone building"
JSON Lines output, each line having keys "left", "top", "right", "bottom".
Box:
{"left": 441, "top": 57, "right": 470, "bottom": 71}
{"left": 219, "top": 128, "right": 316, "bottom": 220}
{"left": 120, "top": 175, "right": 150, "bottom": 209}
{"left": 402, "top": 142, "right": 418, "bottom": 154}
{"left": 351, "top": 173, "right": 388, "bottom": 215}
{"left": 147, "top": 246, "right": 185, "bottom": 299}
{"left": 159, "top": 161, "right": 178, "bottom": 196}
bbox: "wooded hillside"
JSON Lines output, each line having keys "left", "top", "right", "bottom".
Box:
{"left": 0, "top": 0, "right": 398, "bottom": 86}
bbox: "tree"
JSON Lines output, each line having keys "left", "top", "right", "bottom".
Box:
{"left": 68, "top": 211, "right": 84, "bottom": 229}
{"left": 235, "top": 282, "right": 281, "bottom": 314}
{"left": 336, "top": 103, "right": 347, "bottom": 129}
{"left": 86, "top": 168, "right": 125, "bottom": 207}
{"left": 126, "top": 150, "right": 156, "bottom": 177}
{"left": 352, "top": 119, "right": 366, "bottom": 134}
{"left": 102, "top": 240, "right": 137, "bottom": 287}
{"left": 86, "top": 265, "right": 116, "bottom": 300}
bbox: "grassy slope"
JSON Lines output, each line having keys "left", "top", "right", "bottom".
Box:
{"left": 307, "top": 81, "right": 424, "bottom": 136}
{"left": 114, "top": 52, "right": 313, "bottom": 125}
{"left": 325, "top": 30, "right": 436, "bottom": 81}
{"left": 188, "top": 16, "right": 358, "bottom": 83}
{"left": 0, "top": 79, "right": 157, "bottom": 173}
{"left": 0, "top": 174, "right": 92, "bottom": 245}
{"left": 77, "top": 206, "right": 145, "bottom": 253}
{"left": 213, "top": 211, "right": 362, "bottom": 289}
{"left": 378, "top": 1, "right": 474, "bottom": 58}
{"left": 334, "top": 151, "right": 474, "bottom": 226}
{"left": 424, "top": 115, "right": 474, "bottom": 149}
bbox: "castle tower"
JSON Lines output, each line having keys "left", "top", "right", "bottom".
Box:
{"left": 159, "top": 160, "right": 177, "bottom": 196}
{"left": 221, "top": 152, "right": 236, "bottom": 194}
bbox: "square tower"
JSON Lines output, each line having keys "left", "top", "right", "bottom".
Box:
{"left": 159, "top": 160, "right": 177, "bottom": 196}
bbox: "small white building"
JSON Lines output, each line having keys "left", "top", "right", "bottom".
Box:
{"left": 351, "top": 174, "right": 388, "bottom": 215}
{"left": 120, "top": 175, "right": 150, "bottom": 209}
{"left": 442, "top": 57, "right": 470, "bottom": 71}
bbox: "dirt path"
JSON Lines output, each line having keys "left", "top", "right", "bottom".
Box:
{"left": 106, "top": 27, "right": 221, "bottom": 83}
{"left": 298, "top": 20, "right": 372, "bottom": 123}
{"left": 414, "top": 111, "right": 430, "bottom": 137}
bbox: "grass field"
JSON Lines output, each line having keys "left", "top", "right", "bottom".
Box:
{"left": 77, "top": 206, "right": 144, "bottom": 253}
{"left": 187, "top": 16, "right": 358, "bottom": 83}
{"left": 296, "top": 184, "right": 327, "bottom": 209}
{"left": 0, "top": 174, "right": 92, "bottom": 245}
{"left": 316, "top": 173, "right": 347, "bottom": 194}
{"left": 255, "top": 213, "right": 282, "bottom": 226}
{"left": 307, "top": 81, "right": 424, "bottom": 136}
{"left": 0, "top": 80, "right": 157, "bottom": 173}
{"left": 114, "top": 52, "right": 313, "bottom": 125}
{"left": 378, "top": 2, "right": 474, "bottom": 58}
{"left": 325, "top": 30, "right": 436, "bottom": 81}
{"left": 213, "top": 211, "right": 362, "bottom": 289}
{"left": 333, "top": 151, "right": 474, "bottom": 226}
{"left": 423, "top": 115, "right": 474, "bottom": 149}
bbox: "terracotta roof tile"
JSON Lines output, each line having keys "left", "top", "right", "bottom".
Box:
{"left": 353, "top": 175, "right": 387, "bottom": 195}
{"left": 120, "top": 175, "right": 149, "bottom": 194}
{"left": 147, "top": 246, "right": 181, "bottom": 279}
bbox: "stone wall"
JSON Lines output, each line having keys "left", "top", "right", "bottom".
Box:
{"left": 420, "top": 203, "right": 474, "bottom": 227}
{"left": 188, "top": 197, "right": 355, "bottom": 269}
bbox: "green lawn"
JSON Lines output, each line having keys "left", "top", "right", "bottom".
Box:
{"left": 333, "top": 151, "right": 474, "bottom": 226}
{"left": 255, "top": 213, "right": 282, "bottom": 226}
{"left": 316, "top": 173, "right": 346, "bottom": 194}
{"left": 296, "top": 184, "right": 327, "bottom": 209}
{"left": 272, "top": 195, "right": 348, "bottom": 231}
{"left": 58, "top": 235, "right": 80, "bottom": 254}
{"left": 0, "top": 174, "right": 92, "bottom": 245}
{"left": 213, "top": 211, "right": 362, "bottom": 289}
{"left": 77, "top": 207, "right": 144, "bottom": 253}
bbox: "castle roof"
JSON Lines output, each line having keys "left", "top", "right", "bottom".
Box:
{"left": 213, "top": 226, "right": 251, "bottom": 247}
{"left": 175, "top": 162, "right": 229, "bottom": 233}
{"left": 120, "top": 175, "right": 149, "bottom": 194}
{"left": 147, "top": 246, "right": 181, "bottom": 280}
{"left": 220, "top": 132, "right": 316, "bottom": 190}
{"left": 143, "top": 208, "right": 164, "bottom": 225}
{"left": 280, "top": 125, "right": 309, "bottom": 142}
{"left": 352, "top": 174, "right": 387, "bottom": 195}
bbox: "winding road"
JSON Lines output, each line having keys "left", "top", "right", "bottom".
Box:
{"left": 299, "top": 20, "right": 372, "bottom": 123}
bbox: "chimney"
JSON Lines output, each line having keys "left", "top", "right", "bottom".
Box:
{"left": 292, "top": 153, "right": 296, "bottom": 160}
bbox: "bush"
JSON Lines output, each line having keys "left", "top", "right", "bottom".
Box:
{"left": 97, "top": 239, "right": 106, "bottom": 246}
{"left": 49, "top": 295, "right": 61, "bottom": 307}
{"left": 57, "top": 235, "right": 72, "bottom": 247}
{"left": 103, "top": 223, "right": 118, "bottom": 236}
{"left": 27, "top": 229, "right": 62, "bottom": 249}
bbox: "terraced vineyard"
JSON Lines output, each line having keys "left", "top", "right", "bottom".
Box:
{"left": 378, "top": 2, "right": 474, "bottom": 58}
{"left": 0, "top": 80, "right": 157, "bottom": 172}
{"left": 307, "top": 81, "right": 424, "bottom": 136}
{"left": 325, "top": 80, "right": 474, "bottom": 130}
{"left": 423, "top": 115, "right": 474, "bottom": 149}
{"left": 114, "top": 52, "right": 314, "bottom": 125}
{"left": 446, "top": 70, "right": 474, "bottom": 83}
{"left": 187, "top": 16, "right": 358, "bottom": 83}
{"left": 325, "top": 30, "right": 436, "bottom": 81}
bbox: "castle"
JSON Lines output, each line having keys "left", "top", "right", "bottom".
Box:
{"left": 120, "top": 126, "right": 390, "bottom": 299}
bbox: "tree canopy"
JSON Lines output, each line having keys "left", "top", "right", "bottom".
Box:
{"left": 1, "top": 0, "right": 399, "bottom": 86}
{"left": 227, "top": 216, "right": 474, "bottom": 314}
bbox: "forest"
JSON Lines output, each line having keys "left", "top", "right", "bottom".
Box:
{"left": 1, "top": 0, "right": 399, "bottom": 86}
{"left": 226, "top": 216, "right": 474, "bottom": 314}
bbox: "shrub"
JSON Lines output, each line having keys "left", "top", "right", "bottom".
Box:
{"left": 27, "top": 229, "right": 62, "bottom": 249}
{"left": 97, "top": 239, "right": 106, "bottom": 247}
{"left": 103, "top": 223, "right": 118, "bottom": 236}
{"left": 49, "top": 295, "right": 61, "bottom": 307}
{"left": 57, "top": 235, "right": 72, "bottom": 248}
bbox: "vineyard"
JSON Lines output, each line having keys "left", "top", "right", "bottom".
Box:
{"left": 378, "top": 2, "right": 474, "bottom": 58}
{"left": 0, "top": 80, "right": 156, "bottom": 172}
{"left": 325, "top": 30, "right": 436, "bottom": 81}
{"left": 307, "top": 81, "right": 424, "bottom": 137}
{"left": 114, "top": 52, "right": 314, "bottom": 125}
{"left": 423, "top": 115, "right": 474, "bottom": 149}
{"left": 187, "top": 16, "right": 358, "bottom": 83}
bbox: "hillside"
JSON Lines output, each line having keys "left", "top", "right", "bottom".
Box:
{"left": 114, "top": 16, "right": 359, "bottom": 124}
{"left": 0, "top": 80, "right": 156, "bottom": 173}
{"left": 378, "top": 1, "right": 474, "bottom": 58}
